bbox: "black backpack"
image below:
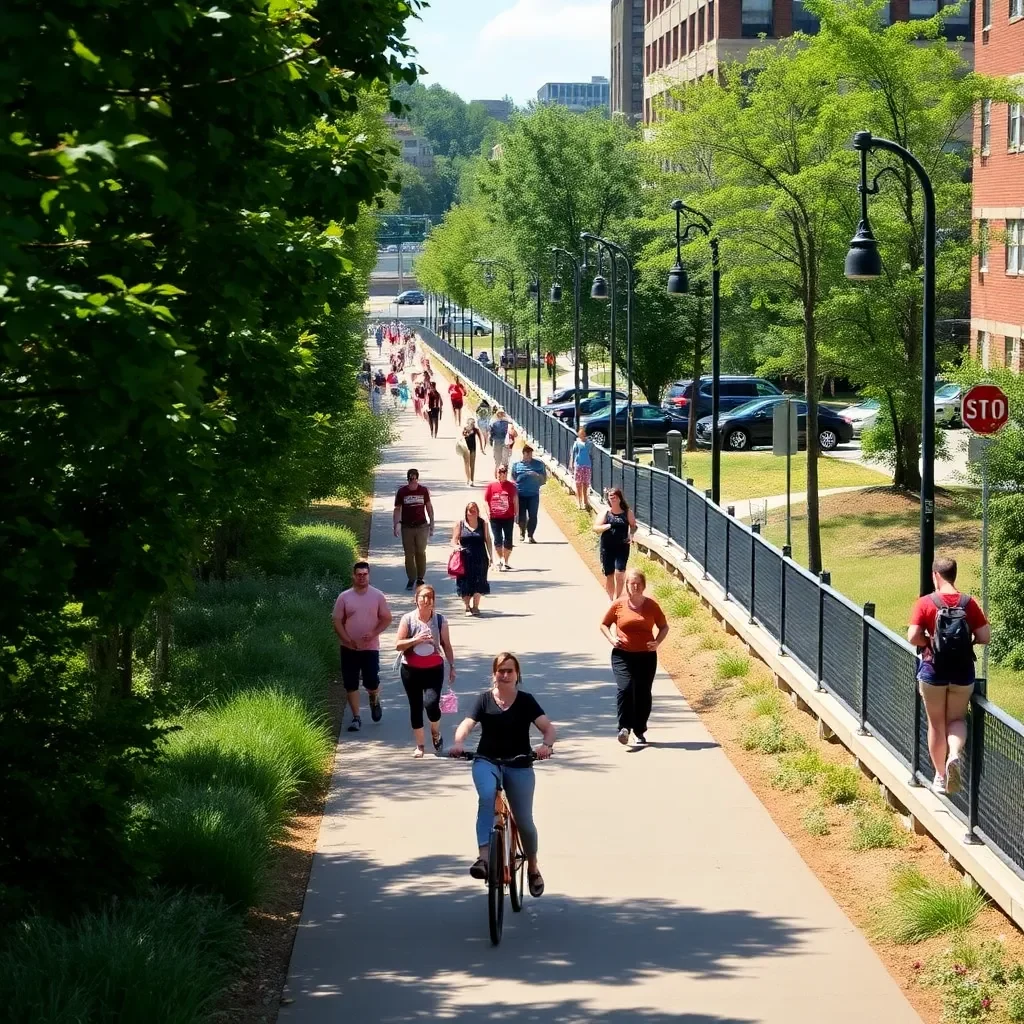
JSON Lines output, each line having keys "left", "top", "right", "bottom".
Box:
{"left": 930, "top": 593, "right": 975, "bottom": 678}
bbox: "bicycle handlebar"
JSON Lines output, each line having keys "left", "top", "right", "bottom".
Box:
{"left": 449, "top": 751, "right": 542, "bottom": 766}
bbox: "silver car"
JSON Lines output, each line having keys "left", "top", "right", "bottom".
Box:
{"left": 934, "top": 382, "right": 962, "bottom": 427}
{"left": 836, "top": 398, "right": 880, "bottom": 438}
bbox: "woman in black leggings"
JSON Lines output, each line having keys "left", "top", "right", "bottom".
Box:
{"left": 394, "top": 585, "right": 456, "bottom": 757}
{"left": 426, "top": 382, "right": 443, "bottom": 438}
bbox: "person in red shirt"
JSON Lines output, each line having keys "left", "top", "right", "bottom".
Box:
{"left": 907, "top": 556, "right": 990, "bottom": 796}
{"left": 448, "top": 376, "right": 466, "bottom": 426}
{"left": 483, "top": 465, "right": 519, "bottom": 571}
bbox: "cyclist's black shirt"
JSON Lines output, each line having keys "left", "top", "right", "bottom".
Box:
{"left": 469, "top": 689, "right": 545, "bottom": 760}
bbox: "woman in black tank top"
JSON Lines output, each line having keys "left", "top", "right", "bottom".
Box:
{"left": 594, "top": 487, "right": 637, "bottom": 599}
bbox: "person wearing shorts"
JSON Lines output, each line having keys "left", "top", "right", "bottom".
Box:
{"left": 332, "top": 561, "right": 393, "bottom": 732}
{"left": 483, "top": 466, "right": 519, "bottom": 571}
{"left": 569, "top": 427, "right": 593, "bottom": 510}
{"left": 907, "top": 557, "right": 989, "bottom": 795}
{"left": 594, "top": 487, "right": 637, "bottom": 600}
{"left": 489, "top": 409, "right": 510, "bottom": 472}
{"left": 449, "top": 376, "right": 466, "bottom": 426}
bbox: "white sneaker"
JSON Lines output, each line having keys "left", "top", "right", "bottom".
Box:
{"left": 945, "top": 754, "right": 963, "bottom": 795}
{"left": 617, "top": 728, "right": 630, "bottom": 746}
{"left": 931, "top": 772, "right": 947, "bottom": 795}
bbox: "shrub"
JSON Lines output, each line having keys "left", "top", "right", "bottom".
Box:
{"left": 150, "top": 784, "right": 272, "bottom": 908}
{"left": 681, "top": 617, "right": 704, "bottom": 636}
{"left": 850, "top": 806, "right": 906, "bottom": 850}
{"left": 803, "top": 806, "right": 831, "bottom": 836}
{"left": 666, "top": 591, "right": 698, "bottom": 618}
{"left": 698, "top": 631, "right": 726, "bottom": 651}
{"left": 818, "top": 764, "right": 861, "bottom": 805}
{"left": 716, "top": 651, "right": 750, "bottom": 681}
{"left": 772, "top": 748, "right": 825, "bottom": 791}
{"left": 264, "top": 522, "right": 357, "bottom": 581}
{"left": 738, "top": 677, "right": 772, "bottom": 699}
{"left": 1007, "top": 981, "right": 1024, "bottom": 1022}
{"left": 877, "top": 864, "right": 987, "bottom": 943}
{"left": 740, "top": 716, "right": 794, "bottom": 754}
{"left": 0, "top": 892, "right": 241, "bottom": 1024}
{"left": 750, "top": 690, "right": 785, "bottom": 719}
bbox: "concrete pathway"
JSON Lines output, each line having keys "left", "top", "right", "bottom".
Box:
{"left": 279, "top": 341, "right": 922, "bottom": 1024}
{"left": 732, "top": 485, "right": 870, "bottom": 522}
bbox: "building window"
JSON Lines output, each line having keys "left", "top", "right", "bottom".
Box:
{"left": 681, "top": 19, "right": 687, "bottom": 50}
{"left": 939, "top": 0, "right": 970, "bottom": 38}
{"left": 879, "top": 1, "right": 892, "bottom": 22}
{"left": 1005, "top": 336, "right": 1018, "bottom": 369}
{"left": 1012, "top": 0, "right": 1023, "bottom": 18}
{"left": 793, "top": 0, "right": 821, "bottom": 32}
{"left": 1007, "top": 219, "right": 1022, "bottom": 274}
{"left": 983, "top": 0, "right": 992, "bottom": 25}
{"left": 741, "top": 0, "right": 774, "bottom": 36}
{"left": 980, "top": 219, "right": 989, "bottom": 271}
{"left": 910, "top": 0, "right": 937, "bottom": 15}
{"left": 673, "top": 24, "right": 680, "bottom": 59}
{"left": 981, "top": 99, "right": 992, "bottom": 153}
{"left": 979, "top": 331, "right": 990, "bottom": 368}
{"left": 698, "top": 7, "right": 705, "bottom": 44}
{"left": 1010, "top": 103, "right": 1023, "bottom": 150}
{"left": 709, "top": 0, "right": 716, "bottom": 37}
{"left": 689, "top": 12, "right": 697, "bottom": 48}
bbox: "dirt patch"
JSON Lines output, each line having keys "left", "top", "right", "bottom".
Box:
{"left": 541, "top": 479, "right": 1024, "bottom": 1024}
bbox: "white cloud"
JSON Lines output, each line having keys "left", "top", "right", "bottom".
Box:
{"left": 479, "top": 0, "right": 608, "bottom": 46}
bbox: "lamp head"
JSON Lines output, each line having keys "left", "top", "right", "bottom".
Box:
{"left": 844, "top": 220, "right": 883, "bottom": 281}
{"left": 590, "top": 274, "right": 610, "bottom": 301}
{"left": 667, "top": 262, "right": 688, "bottom": 295}
{"left": 549, "top": 282, "right": 563, "bottom": 303}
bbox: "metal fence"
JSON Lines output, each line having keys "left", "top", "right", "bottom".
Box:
{"left": 418, "top": 327, "right": 1024, "bottom": 881}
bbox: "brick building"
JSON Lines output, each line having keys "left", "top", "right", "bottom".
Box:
{"left": 641, "top": 0, "right": 974, "bottom": 123}
{"left": 969, "top": 0, "right": 1024, "bottom": 371}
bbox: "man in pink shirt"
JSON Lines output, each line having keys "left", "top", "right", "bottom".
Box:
{"left": 332, "top": 561, "right": 393, "bottom": 733}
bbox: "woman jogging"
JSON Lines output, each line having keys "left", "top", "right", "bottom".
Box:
{"left": 450, "top": 652, "right": 556, "bottom": 894}
{"left": 394, "top": 585, "right": 456, "bottom": 757}
{"left": 452, "top": 501, "right": 493, "bottom": 616}
{"left": 489, "top": 408, "right": 511, "bottom": 473}
{"left": 594, "top": 487, "right": 638, "bottom": 600}
{"left": 459, "top": 417, "right": 486, "bottom": 485}
{"left": 483, "top": 465, "right": 518, "bottom": 571}
{"left": 426, "top": 381, "right": 443, "bottom": 438}
{"left": 449, "top": 376, "right": 467, "bottom": 426}
{"left": 569, "top": 427, "right": 593, "bottom": 510}
{"left": 600, "top": 569, "right": 669, "bottom": 747}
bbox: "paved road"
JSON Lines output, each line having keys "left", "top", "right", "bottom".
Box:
{"left": 279, "top": 340, "right": 922, "bottom": 1024}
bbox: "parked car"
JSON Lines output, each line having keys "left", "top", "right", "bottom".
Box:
{"left": 395, "top": 289, "right": 425, "bottom": 305}
{"left": 579, "top": 402, "right": 688, "bottom": 449}
{"left": 443, "top": 314, "right": 492, "bottom": 337}
{"left": 934, "top": 382, "right": 963, "bottom": 427}
{"left": 694, "top": 396, "right": 854, "bottom": 452}
{"left": 662, "top": 376, "right": 783, "bottom": 420}
{"left": 477, "top": 350, "right": 493, "bottom": 367}
{"left": 548, "top": 389, "right": 629, "bottom": 426}
{"left": 836, "top": 398, "right": 880, "bottom": 438}
{"left": 385, "top": 244, "right": 399, "bottom": 253}
{"left": 500, "top": 348, "right": 530, "bottom": 369}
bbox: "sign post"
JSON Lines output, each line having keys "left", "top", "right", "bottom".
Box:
{"left": 773, "top": 398, "right": 799, "bottom": 548}
{"left": 963, "top": 383, "right": 1009, "bottom": 681}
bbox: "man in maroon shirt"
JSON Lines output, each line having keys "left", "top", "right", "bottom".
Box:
{"left": 907, "top": 556, "right": 990, "bottom": 796}
{"left": 393, "top": 468, "right": 434, "bottom": 590}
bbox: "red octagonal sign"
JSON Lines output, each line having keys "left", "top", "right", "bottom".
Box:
{"left": 961, "top": 384, "right": 1010, "bottom": 436}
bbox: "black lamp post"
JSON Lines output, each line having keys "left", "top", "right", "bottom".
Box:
{"left": 668, "top": 200, "right": 722, "bottom": 505}
{"left": 845, "top": 130, "right": 935, "bottom": 598}
{"left": 551, "top": 247, "right": 583, "bottom": 425}
{"left": 581, "top": 232, "right": 636, "bottom": 460}
{"left": 475, "top": 258, "right": 518, "bottom": 389}
{"left": 527, "top": 274, "right": 543, "bottom": 404}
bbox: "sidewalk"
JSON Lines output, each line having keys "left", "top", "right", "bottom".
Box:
{"left": 279, "top": 341, "right": 922, "bottom": 1024}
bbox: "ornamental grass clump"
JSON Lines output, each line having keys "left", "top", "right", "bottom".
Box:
{"left": 771, "top": 748, "right": 826, "bottom": 792}
{"left": 877, "top": 864, "right": 987, "bottom": 943}
{"left": 818, "top": 764, "right": 861, "bottom": 805}
{"left": 716, "top": 651, "right": 750, "bottom": 681}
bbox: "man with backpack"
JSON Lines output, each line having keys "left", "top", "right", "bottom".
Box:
{"left": 907, "top": 557, "right": 990, "bottom": 795}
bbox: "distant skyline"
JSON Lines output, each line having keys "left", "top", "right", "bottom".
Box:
{"left": 405, "top": 0, "right": 611, "bottom": 106}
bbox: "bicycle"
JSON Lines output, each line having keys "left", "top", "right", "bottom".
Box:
{"left": 451, "top": 751, "right": 541, "bottom": 946}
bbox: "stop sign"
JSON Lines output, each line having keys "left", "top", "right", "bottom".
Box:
{"left": 961, "top": 384, "right": 1010, "bottom": 435}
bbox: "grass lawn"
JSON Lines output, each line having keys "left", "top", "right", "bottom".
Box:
{"left": 763, "top": 487, "right": 1024, "bottom": 723}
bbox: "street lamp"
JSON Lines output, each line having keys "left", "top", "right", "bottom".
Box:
{"left": 527, "top": 274, "right": 543, "bottom": 403}
{"left": 668, "top": 199, "right": 722, "bottom": 506}
{"left": 551, "top": 247, "right": 583, "bottom": 424}
{"left": 475, "top": 258, "right": 518, "bottom": 389}
{"left": 845, "top": 130, "right": 935, "bottom": 598}
{"left": 581, "top": 232, "right": 636, "bottom": 460}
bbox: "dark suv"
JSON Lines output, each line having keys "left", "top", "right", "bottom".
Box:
{"left": 662, "top": 376, "right": 782, "bottom": 420}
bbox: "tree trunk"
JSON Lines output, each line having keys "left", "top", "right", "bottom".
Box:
{"left": 119, "top": 626, "right": 134, "bottom": 699}
{"left": 89, "top": 624, "right": 134, "bottom": 702}
{"left": 897, "top": 417, "right": 922, "bottom": 491}
{"left": 154, "top": 599, "right": 172, "bottom": 688}
{"left": 804, "top": 298, "right": 823, "bottom": 575}
{"left": 212, "top": 523, "right": 231, "bottom": 582}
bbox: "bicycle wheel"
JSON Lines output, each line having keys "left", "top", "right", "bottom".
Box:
{"left": 508, "top": 820, "right": 525, "bottom": 913}
{"left": 487, "top": 828, "right": 505, "bottom": 946}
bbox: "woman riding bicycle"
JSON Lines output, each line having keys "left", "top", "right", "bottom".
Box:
{"left": 450, "top": 652, "right": 556, "bottom": 896}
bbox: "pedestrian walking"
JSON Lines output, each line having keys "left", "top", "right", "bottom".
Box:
{"left": 398, "top": 379, "right": 410, "bottom": 409}
{"left": 449, "top": 376, "right": 466, "bottom": 426}
{"left": 457, "top": 417, "right": 485, "bottom": 485}
{"left": 545, "top": 351, "right": 555, "bottom": 382}
{"left": 489, "top": 408, "right": 510, "bottom": 473}
{"left": 483, "top": 465, "right": 518, "bottom": 571}
{"left": 393, "top": 468, "right": 434, "bottom": 590}
{"left": 370, "top": 384, "right": 383, "bottom": 415}
{"left": 594, "top": 487, "right": 638, "bottom": 600}
{"left": 907, "top": 557, "right": 990, "bottom": 795}
{"left": 375, "top": 323, "right": 384, "bottom": 354}
{"left": 426, "top": 381, "right": 443, "bottom": 438}
{"left": 569, "top": 426, "right": 593, "bottom": 510}
{"left": 413, "top": 378, "right": 426, "bottom": 419}
{"left": 394, "top": 584, "right": 455, "bottom": 757}
{"left": 476, "top": 398, "right": 492, "bottom": 439}
{"left": 452, "top": 501, "right": 494, "bottom": 616}
{"left": 511, "top": 444, "right": 547, "bottom": 543}
{"left": 599, "top": 569, "right": 669, "bottom": 747}
{"left": 332, "top": 561, "right": 393, "bottom": 733}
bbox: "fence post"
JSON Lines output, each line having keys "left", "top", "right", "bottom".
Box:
{"left": 649, "top": 469, "right": 654, "bottom": 533}
{"left": 816, "top": 570, "right": 830, "bottom": 692}
{"left": 724, "top": 505, "right": 735, "bottom": 599}
{"left": 910, "top": 684, "right": 922, "bottom": 787}
{"left": 858, "top": 602, "right": 874, "bottom": 735}
{"left": 633, "top": 462, "right": 639, "bottom": 519}
{"left": 702, "top": 489, "right": 712, "bottom": 580}
{"left": 683, "top": 479, "right": 692, "bottom": 561}
{"left": 779, "top": 545, "right": 791, "bottom": 655}
{"left": 750, "top": 524, "right": 760, "bottom": 625}
{"left": 965, "top": 678, "right": 986, "bottom": 845}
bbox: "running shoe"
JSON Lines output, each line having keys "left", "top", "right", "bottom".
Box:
{"left": 931, "top": 772, "right": 946, "bottom": 795}
{"left": 634, "top": 733, "right": 648, "bottom": 746}
{"left": 348, "top": 715, "right": 362, "bottom": 733}
{"left": 945, "top": 753, "right": 963, "bottom": 795}
{"left": 528, "top": 537, "right": 537, "bottom": 544}
{"left": 617, "top": 728, "right": 630, "bottom": 745}
{"left": 405, "top": 580, "right": 414, "bottom": 590}
{"left": 415, "top": 577, "right": 425, "bottom": 587}
{"left": 370, "top": 698, "right": 382, "bottom": 723}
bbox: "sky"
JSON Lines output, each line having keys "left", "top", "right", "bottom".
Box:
{"left": 405, "top": 0, "right": 611, "bottom": 107}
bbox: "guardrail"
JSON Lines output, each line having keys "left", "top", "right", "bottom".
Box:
{"left": 417, "top": 324, "right": 1024, "bottom": 883}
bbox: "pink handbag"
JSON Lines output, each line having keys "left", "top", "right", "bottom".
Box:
{"left": 439, "top": 688, "right": 459, "bottom": 715}
{"left": 447, "top": 549, "right": 465, "bottom": 577}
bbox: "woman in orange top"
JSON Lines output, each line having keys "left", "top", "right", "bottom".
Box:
{"left": 599, "top": 568, "right": 669, "bottom": 746}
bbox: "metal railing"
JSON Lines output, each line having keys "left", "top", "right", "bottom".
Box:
{"left": 417, "top": 326, "right": 1024, "bottom": 881}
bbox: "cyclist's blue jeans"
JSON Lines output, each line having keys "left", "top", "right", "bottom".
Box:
{"left": 472, "top": 759, "right": 538, "bottom": 857}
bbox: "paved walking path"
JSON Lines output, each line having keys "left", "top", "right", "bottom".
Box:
{"left": 279, "top": 342, "right": 921, "bottom": 1024}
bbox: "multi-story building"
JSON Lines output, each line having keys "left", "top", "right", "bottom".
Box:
{"left": 385, "top": 115, "right": 435, "bottom": 171}
{"left": 474, "top": 99, "right": 514, "bottom": 122}
{"left": 611, "top": 0, "right": 646, "bottom": 122}
{"left": 537, "top": 76, "right": 611, "bottom": 113}
{"left": 970, "top": 0, "right": 1024, "bottom": 371}
{"left": 641, "top": 0, "right": 974, "bottom": 123}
